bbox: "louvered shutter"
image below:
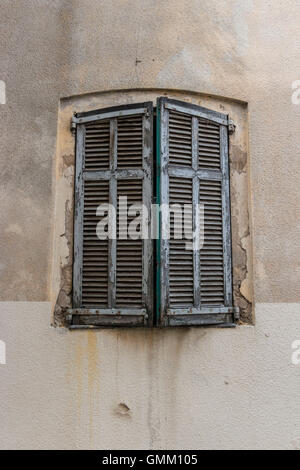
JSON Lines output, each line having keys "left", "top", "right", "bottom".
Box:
{"left": 71, "top": 103, "right": 153, "bottom": 327}
{"left": 157, "top": 98, "right": 234, "bottom": 326}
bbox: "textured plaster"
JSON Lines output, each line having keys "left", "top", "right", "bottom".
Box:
{"left": 1, "top": 0, "right": 299, "bottom": 303}
{"left": 0, "top": 302, "right": 300, "bottom": 450}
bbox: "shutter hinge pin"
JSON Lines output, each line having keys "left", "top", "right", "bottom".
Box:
{"left": 233, "top": 306, "right": 240, "bottom": 321}
{"left": 71, "top": 113, "right": 77, "bottom": 135}
{"left": 65, "top": 313, "right": 73, "bottom": 325}
{"left": 228, "top": 119, "right": 236, "bottom": 134}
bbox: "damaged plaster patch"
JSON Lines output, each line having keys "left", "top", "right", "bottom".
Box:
{"left": 233, "top": 227, "right": 252, "bottom": 324}
{"left": 230, "top": 144, "right": 247, "bottom": 174}
{"left": 115, "top": 403, "right": 131, "bottom": 417}
{"left": 62, "top": 153, "right": 74, "bottom": 170}
{"left": 53, "top": 154, "right": 74, "bottom": 327}
{"left": 230, "top": 141, "right": 252, "bottom": 323}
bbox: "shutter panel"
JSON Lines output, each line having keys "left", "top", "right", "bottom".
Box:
{"left": 83, "top": 179, "right": 109, "bottom": 307}
{"left": 169, "top": 176, "right": 194, "bottom": 306}
{"left": 71, "top": 103, "right": 153, "bottom": 327}
{"left": 157, "top": 97, "right": 234, "bottom": 326}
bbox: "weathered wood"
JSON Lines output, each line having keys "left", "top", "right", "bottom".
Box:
{"left": 197, "top": 169, "right": 222, "bottom": 181}
{"left": 72, "top": 102, "right": 154, "bottom": 327}
{"left": 165, "top": 98, "right": 228, "bottom": 126}
{"left": 155, "top": 102, "right": 162, "bottom": 324}
{"left": 108, "top": 119, "right": 117, "bottom": 308}
{"left": 168, "top": 166, "right": 194, "bottom": 179}
{"left": 168, "top": 167, "right": 222, "bottom": 181}
{"left": 192, "top": 118, "right": 200, "bottom": 308}
{"left": 73, "top": 107, "right": 147, "bottom": 124}
{"left": 220, "top": 124, "right": 233, "bottom": 307}
{"left": 83, "top": 170, "right": 111, "bottom": 181}
{"left": 166, "top": 313, "right": 234, "bottom": 327}
{"left": 108, "top": 177, "right": 117, "bottom": 308}
{"left": 71, "top": 314, "right": 147, "bottom": 328}
{"left": 158, "top": 97, "right": 234, "bottom": 326}
{"left": 142, "top": 110, "right": 154, "bottom": 323}
{"left": 75, "top": 102, "right": 151, "bottom": 119}
{"left": 192, "top": 116, "right": 198, "bottom": 172}
{"left": 159, "top": 98, "right": 170, "bottom": 323}
{"left": 167, "top": 306, "right": 235, "bottom": 315}
{"left": 67, "top": 308, "right": 147, "bottom": 316}
{"left": 72, "top": 124, "right": 85, "bottom": 307}
{"left": 193, "top": 176, "right": 201, "bottom": 307}
{"left": 84, "top": 169, "right": 144, "bottom": 181}
{"left": 73, "top": 98, "right": 234, "bottom": 328}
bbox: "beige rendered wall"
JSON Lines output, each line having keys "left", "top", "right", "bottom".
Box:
{"left": 0, "top": 0, "right": 300, "bottom": 449}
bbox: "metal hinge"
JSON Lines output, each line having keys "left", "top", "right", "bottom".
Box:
{"left": 70, "top": 113, "right": 77, "bottom": 135}
{"left": 228, "top": 119, "right": 236, "bottom": 134}
{"left": 233, "top": 306, "right": 240, "bottom": 321}
{"left": 65, "top": 312, "right": 73, "bottom": 326}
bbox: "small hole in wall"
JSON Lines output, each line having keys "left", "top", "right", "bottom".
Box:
{"left": 115, "top": 403, "right": 131, "bottom": 417}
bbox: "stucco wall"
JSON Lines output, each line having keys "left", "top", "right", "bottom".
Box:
{"left": 0, "top": 0, "right": 300, "bottom": 449}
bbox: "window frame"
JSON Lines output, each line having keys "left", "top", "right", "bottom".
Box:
{"left": 67, "top": 98, "right": 238, "bottom": 328}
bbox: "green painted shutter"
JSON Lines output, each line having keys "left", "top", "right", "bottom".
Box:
{"left": 157, "top": 98, "right": 235, "bottom": 326}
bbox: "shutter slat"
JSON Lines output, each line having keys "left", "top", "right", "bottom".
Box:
{"left": 199, "top": 119, "right": 221, "bottom": 170}
{"left": 116, "top": 177, "right": 143, "bottom": 307}
{"left": 169, "top": 176, "right": 194, "bottom": 306}
{"left": 84, "top": 120, "right": 110, "bottom": 170}
{"left": 169, "top": 110, "right": 192, "bottom": 167}
{"left": 117, "top": 115, "right": 143, "bottom": 169}
{"left": 82, "top": 180, "right": 109, "bottom": 307}
{"left": 200, "top": 179, "right": 224, "bottom": 305}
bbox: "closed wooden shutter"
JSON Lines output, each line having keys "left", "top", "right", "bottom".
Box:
{"left": 71, "top": 103, "right": 153, "bottom": 327}
{"left": 157, "top": 98, "right": 234, "bottom": 326}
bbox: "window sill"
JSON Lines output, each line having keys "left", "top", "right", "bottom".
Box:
{"left": 66, "top": 307, "right": 239, "bottom": 329}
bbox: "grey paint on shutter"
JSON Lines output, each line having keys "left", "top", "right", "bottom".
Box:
{"left": 73, "top": 124, "right": 85, "bottom": 308}
{"left": 158, "top": 97, "right": 234, "bottom": 326}
{"left": 71, "top": 102, "right": 153, "bottom": 327}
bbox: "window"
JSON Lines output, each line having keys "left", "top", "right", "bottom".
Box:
{"left": 68, "top": 98, "right": 238, "bottom": 328}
